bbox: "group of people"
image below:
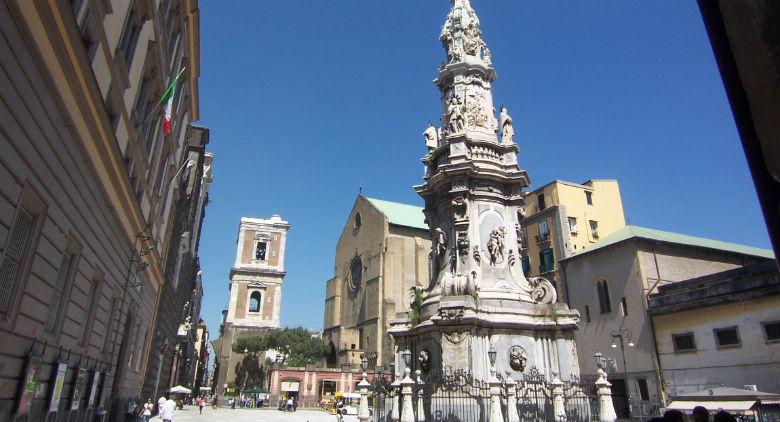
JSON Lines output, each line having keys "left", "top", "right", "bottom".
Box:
{"left": 651, "top": 405, "right": 749, "bottom": 422}
{"left": 277, "top": 396, "right": 298, "bottom": 411}
{"left": 126, "top": 394, "right": 211, "bottom": 421}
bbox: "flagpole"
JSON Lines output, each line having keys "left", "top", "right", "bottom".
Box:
{"left": 138, "top": 66, "right": 187, "bottom": 130}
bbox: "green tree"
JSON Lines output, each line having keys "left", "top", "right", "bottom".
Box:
{"left": 234, "top": 352, "right": 264, "bottom": 390}
{"left": 234, "top": 327, "right": 328, "bottom": 367}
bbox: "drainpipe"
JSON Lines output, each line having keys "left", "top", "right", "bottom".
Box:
{"left": 645, "top": 246, "right": 667, "bottom": 405}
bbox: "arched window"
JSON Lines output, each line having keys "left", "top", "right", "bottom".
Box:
{"left": 597, "top": 279, "right": 612, "bottom": 314}
{"left": 248, "top": 291, "right": 261, "bottom": 313}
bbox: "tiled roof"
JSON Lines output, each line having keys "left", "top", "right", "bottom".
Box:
{"left": 565, "top": 225, "right": 774, "bottom": 260}
{"left": 365, "top": 197, "right": 428, "bottom": 230}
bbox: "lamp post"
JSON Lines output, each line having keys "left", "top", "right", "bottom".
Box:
{"left": 487, "top": 345, "right": 503, "bottom": 422}
{"left": 358, "top": 355, "right": 370, "bottom": 422}
{"left": 400, "top": 349, "right": 415, "bottom": 422}
{"left": 610, "top": 329, "right": 634, "bottom": 417}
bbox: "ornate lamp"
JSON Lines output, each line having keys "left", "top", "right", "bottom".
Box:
{"left": 402, "top": 349, "right": 412, "bottom": 368}
{"left": 360, "top": 355, "right": 368, "bottom": 372}
{"left": 626, "top": 332, "right": 635, "bottom": 348}
{"left": 488, "top": 345, "right": 497, "bottom": 367}
{"left": 594, "top": 351, "right": 605, "bottom": 370}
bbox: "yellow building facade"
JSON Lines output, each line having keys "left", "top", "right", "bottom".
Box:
{"left": 520, "top": 179, "right": 625, "bottom": 298}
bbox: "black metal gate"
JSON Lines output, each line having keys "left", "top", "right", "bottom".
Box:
{"left": 426, "top": 368, "right": 491, "bottom": 422}
{"left": 516, "top": 368, "right": 554, "bottom": 422}
{"left": 370, "top": 371, "right": 396, "bottom": 422}
{"left": 562, "top": 378, "right": 599, "bottom": 422}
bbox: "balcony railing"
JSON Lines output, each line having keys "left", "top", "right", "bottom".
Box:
{"left": 535, "top": 232, "right": 550, "bottom": 243}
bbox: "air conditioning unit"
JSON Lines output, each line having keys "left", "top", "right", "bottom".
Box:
{"left": 744, "top": 385, "right": 758, "bottom": 391}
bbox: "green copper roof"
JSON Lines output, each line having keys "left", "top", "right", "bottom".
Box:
{"left": 567, "top": 225, "right": 774, "bottom": 260}
{"left": 365, "top": 197, "right": 428, "bottom": 230}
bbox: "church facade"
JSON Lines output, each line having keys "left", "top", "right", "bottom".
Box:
{"left": 323, "top": 196, "right": 431, "bottom": 370}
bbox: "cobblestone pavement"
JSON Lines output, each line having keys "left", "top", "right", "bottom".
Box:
{"left": 149, "top": 406, "right": 359, "bottom": 422}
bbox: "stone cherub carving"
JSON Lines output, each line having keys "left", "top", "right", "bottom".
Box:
{"left": 423, "top": 122, "right": 439, "bottom": 151}
{"left": 419, "top": 349, "right": 431, "bottom": 372}
{"left": 500, "top": 106, "right": 514, "bottom": 144}
{"left": 456, "top": 232, "right": 470, "bottom": 259}
{"left": 431, "top": 227, "right": 447, "bottom": 270}
{"left": 509, "top": 346, "right": 528, "bottom": 372}
{"left": 445, "top": 95, "right": 466, "bottom": 134}
{"left": 463, "top": 22, "right": 482, "bottom": 56}
{"left": 487, "top": 227, "right": 505, "bottom": 265}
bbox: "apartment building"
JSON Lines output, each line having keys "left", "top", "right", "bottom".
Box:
{"left": 0, "top": 1, "right": 206, "bottom": 421}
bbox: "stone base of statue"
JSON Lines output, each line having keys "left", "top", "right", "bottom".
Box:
{"left": 389, "top": 292, "right": 581, "bottom": 382}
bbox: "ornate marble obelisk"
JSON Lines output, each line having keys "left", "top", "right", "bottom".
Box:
{"left": 390, "top": 0, "right": 581, "bottom": 383}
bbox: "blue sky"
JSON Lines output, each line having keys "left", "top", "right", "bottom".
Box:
{"left": 195, "top": 1, "right": 771, "bottom": 339}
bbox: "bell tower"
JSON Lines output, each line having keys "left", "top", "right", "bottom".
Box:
{"left": 226, "top": 215, "right": 289, "bottom": 330}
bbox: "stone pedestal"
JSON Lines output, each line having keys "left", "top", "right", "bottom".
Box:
{"left": 595, "top": 369, "right": 617, "bottom": 422}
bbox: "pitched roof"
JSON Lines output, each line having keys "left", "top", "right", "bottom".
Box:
{"left": 565, "top": 225, "right": 774, "bottom": 260}
{"left": 365, "top": 197, "right": 428, "bottom": 230}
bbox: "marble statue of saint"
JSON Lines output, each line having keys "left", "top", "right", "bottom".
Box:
{"left": 500, "top": 106, "right": 514, "bottom": 144}
{"left": 446, "top": 96, "right": 465, "bottom": 134}
{"left": 423, "top": 122, "right": 439, "bottom": 150}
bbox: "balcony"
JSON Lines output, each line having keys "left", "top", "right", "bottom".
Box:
{"left": 535, "top": 232, "right": 550, "bottom": 244}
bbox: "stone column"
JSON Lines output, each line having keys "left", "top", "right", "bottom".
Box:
{"left": 595, "top": 368, "right": 617, "bottom": 422}
{"left": 504, "top": 372, "right": 520, "bottom": 422}
{"left": 488, "top": 367, "right": 504, "bottom": 422}
{"left": 415, "top": 370, "right": 426, "bottom": 422}
{"left": 391, "top": 372, "right": 401, "bottom": 422}
{"left": 400, "top": 366, "right": 415, "bottom": 422}
{"left": 358, "top": 372, "right": 371, "bottom": 422}
{"left": 550, "top": 374, "right": 566, "bottom": 422}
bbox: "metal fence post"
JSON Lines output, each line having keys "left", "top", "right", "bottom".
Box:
{"left": 488, "top": 366, "right": 504, "bottom": 422}
{"left": 415, "top": 369, "right": 426, "bottom": 422}
{"left": 358, "top": 370, "right": 371, "bottom": 422}
{"left": 391, "top": 371, "right": 401, "bottom": 422}
{"left": 595, "top": 368, "right": 617, "bottom": 422}
{"left": 400, "top": 365, "right": 416, "bottom": 422}
{"left": 550, "top": 374, "right": 567, "bottom": 422}
{"left": 504, "top": 372, "right": 520, "bottom": 422}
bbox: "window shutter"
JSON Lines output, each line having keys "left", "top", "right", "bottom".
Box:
{"left": 46, "top": 251, "right": 74, "bottom": 332}
{"left": 0, "top": 207, "right": 35, "bottom": 314}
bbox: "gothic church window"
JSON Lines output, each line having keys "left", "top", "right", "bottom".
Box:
{"left": 597, "top": 279, "right": 612, "bottom": 314}
{"left": 255, "top": 241, "right": 267, "bottom": 260}
{"left": 248, "top": 291, "right": 261, "bottom": 313}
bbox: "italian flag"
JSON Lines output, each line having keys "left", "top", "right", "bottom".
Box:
{"left": 159, "top": 67, "right": 186, "bottom": 136}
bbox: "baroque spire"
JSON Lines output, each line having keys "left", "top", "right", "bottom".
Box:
{"left": 440, "top": 0, "right": 491, "bottom": 66}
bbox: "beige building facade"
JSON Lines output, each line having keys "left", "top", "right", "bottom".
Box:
{"left": 0, "top": 0, "right": 204, "bottom": 420}
{"left": 213, "top": 216, "right": 289, "bottom": 395}
{"left": 520, "top": 179, "right": 625, "bottom": 299}
{"left": 560, "top": 226, "right": 774, "bottom": 418}
{"left": 322, "top": 196, "right": 430, "bottom": 369}
{"left": 648, "top": 261, "right": 780, "bottom": 396}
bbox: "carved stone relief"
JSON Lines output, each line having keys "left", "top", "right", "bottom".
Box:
{"left": 419, "top": 349, "right": 431, "bottom": 372}
{"left": 487, "top": 227, "right": 505, "bottom": 265}
{"left": 509, "top": 345, "right": 528, "bottom": 372}
{"left": 528, "top": 277, "right": 557, "bottom": 304}
{"left": 466, "top": 90, "right": 491, "bottom": 130}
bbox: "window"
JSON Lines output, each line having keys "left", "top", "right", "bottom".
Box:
{"left": 596, "top": 279, "right": 612, "bottom": 314}
{"left": 103, "top": 296, "right": 118, "bottom": 352}
{"left": 637, "top": 379, "right": 650, "bottom": 401}
{"left": 0, "top": 206, "right": 36, "bottom": 316}
{"left": 248, "top": 291, "right": 261, "bottom": 313}
{"left": 80, "top": 11, "right": 98, "bottom": 63}
{"left": 568, "top": 217, "right": 577, "bottom": 234}
{"left": 521, "top": 256, "right": 531, "bottom": 277}
{"left": 539, "top": 248, "right": 554, "bottom": 273}
{"left": 255, "top": 241, "right": 267, "bottom": 260}
{"left": 117, "top": 5, "right": 142, "bottom": 68}
{"left": 589, "top": 220, "right": 599, "bottom": 239}
{"left": 621, "top": 297, "right": 629, "bottom": 317}
{"left": 538, "top": 194, "right": 546, "bottom": 211}
{"left": 714, "top": 326, "right": 741, "bottom": 348}
{"left": 584, "top": 305, "right": 591, "bottom": 323}
{"left": 537, "top": 221, "right": 549, "bottom": 242}
{"left": 354, "top": 212, "right": 362, "bottom": 230}
{"left": 80, "top": 276, "right": 102, "bottom": 345}
{"left": 763, "top": 321, "right": 780, "bottom": 342}
{"left": 672, "top": 332, "right": 697, "bottom": 353}
{"left": 45, "top": 249, "right": 78, "bottom": 333}
{"left": 585, "top": 191, "right": 593, "bottom": 205}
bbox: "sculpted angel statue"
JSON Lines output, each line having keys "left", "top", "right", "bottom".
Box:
{"left": 500, "top": 106, "right": 514, "bottom": 144}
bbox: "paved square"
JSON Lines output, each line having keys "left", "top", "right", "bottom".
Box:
{"left": 149, "top": 406, "right": 360, "bottom": 422}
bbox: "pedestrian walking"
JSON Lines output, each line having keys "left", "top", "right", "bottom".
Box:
{"left": 140, "top": 399, "right": 153, "bottom": 422}
{"left": 198, "top": 396, "right": 205, "bottom": 414}
{"left": 160, "top": 394, "right": 176, "bottom": 422}
{"left": 211, "top": 395, "right": 219, "bottom": 409}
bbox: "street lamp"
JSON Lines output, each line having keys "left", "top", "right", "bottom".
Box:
{"left": 360, "top": 354, "right": 368, "bottom": 373}
{"left": 594, "top": 351, "right": 606, "bottom": 371}
{"left": 402, "top": 349, "right": 412, "bottom": 371}
{"left": 610, "top": 328, "right": 635, "bottom": 416}
{"left": 487, "top": 345, "right": 497, "bottom": 368}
